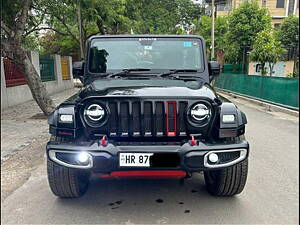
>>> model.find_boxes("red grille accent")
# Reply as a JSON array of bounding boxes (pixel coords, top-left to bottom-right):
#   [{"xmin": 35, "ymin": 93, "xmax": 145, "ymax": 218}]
[{"xmin": 166, "ymin": 101, "xmax": 177, "ymax": 136}]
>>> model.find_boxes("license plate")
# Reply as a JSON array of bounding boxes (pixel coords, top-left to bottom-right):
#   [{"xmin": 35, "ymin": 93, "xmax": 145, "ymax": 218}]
[{"xmin": 119, "ymin": 153, "xmax": 153, "ymax": 167}]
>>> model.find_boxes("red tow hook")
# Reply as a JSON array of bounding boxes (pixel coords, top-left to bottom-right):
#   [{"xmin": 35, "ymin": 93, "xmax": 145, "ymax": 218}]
[
  {"xmin": 100, "ymin": 135, "xmax": 108, "ymax": 146},
  {"xmin": 190, "ymin": 135, "xmax": 196, "ymax": 146}
]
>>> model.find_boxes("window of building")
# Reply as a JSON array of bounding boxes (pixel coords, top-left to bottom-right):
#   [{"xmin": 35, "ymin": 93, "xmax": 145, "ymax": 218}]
[
  {"xmin": 274, "ymin": 23, "xmax": 281, "ymax": 29},
  {"xmin": 276, "ymin": 0, "xmax": 285, "ymax": 8},
  {"xmin": 217, "ymin": 4, "xmax": 232, "ymax": 11}
]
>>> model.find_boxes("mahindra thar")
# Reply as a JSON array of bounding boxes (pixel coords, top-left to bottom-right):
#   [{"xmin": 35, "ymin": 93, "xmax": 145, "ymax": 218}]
[{"xmin": 47, "ymin": 35, "xmax": 249, "ymax": 198}]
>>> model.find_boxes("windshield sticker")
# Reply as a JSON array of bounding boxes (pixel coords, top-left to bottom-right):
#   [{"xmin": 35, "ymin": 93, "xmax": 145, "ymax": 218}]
[
  {"xmin": 139, "ymin": 38, "xmax": 157, "ymax": 41},
  {"xmin": 183, "ymin": 41, "xmax": 192, "ymax": 47},
  {"xmin": 144, "ymin": 46, "xmax": 153, "ymax": 50}
]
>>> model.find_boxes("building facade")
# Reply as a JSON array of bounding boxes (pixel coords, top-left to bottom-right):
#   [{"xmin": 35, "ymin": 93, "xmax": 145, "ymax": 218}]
[{"xmin": 216, "ymin": 0, "xmax": 299, "ymax": 26}]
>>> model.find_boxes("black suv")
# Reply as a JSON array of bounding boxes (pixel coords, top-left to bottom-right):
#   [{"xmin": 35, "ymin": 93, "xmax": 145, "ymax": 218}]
[{"xmin": 47, "ymin": 35, "xmax": 249, "ymax": 198}]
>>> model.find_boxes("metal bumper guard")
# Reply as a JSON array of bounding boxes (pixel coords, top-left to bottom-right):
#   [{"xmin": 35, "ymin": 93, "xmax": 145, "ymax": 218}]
[{"xmin": 47, "ymin": 140, "xmax": 249, "ymax": 172}]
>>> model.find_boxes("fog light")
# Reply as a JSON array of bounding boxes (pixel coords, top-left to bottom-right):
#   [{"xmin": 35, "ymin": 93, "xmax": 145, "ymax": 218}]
[
  {"xmin": 208, "ymin": 153, "xmax": 219, "ymax": 163},
  {"xmin": 77, "ymin": 152, "xmax": 89, "ymax": 163},
  {"xmin": 59, "ymin": 114, "xmax": 73, "ymax": 123},
  {"xmin": 222, "ymin": 114, "xmax": 235, "ymax": 123}
]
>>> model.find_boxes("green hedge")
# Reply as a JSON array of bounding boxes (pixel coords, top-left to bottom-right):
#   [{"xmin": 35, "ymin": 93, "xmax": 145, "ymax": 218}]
[{"xmin": 215, "ymin": 74, "xmax": 299, "ymax": 109}]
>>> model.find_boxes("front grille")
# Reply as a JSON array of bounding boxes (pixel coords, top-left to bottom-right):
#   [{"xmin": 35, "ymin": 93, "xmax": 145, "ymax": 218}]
[{"xmin": 105, "ymin": 100, "xmax": 188, "ymax": 138}]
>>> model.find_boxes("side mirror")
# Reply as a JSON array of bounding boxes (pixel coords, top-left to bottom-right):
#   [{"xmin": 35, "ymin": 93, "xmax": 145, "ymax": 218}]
[
  {"xmin": 208, "ymin": 61, "xmax": 220, "ymax": 82},
  {"xmin": 72, "ymin": 61, "xmax": 84, "ymax": 83}
]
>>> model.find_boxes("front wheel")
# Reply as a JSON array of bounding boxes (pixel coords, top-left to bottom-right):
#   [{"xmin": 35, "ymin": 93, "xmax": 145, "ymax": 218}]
[
  {"xmin": 47, "ymin": 158, "xmax": 90, "ymax": 198},
  {"xmin": 204, "ymin": 159, "xmax": 248, "ymax": 196}
]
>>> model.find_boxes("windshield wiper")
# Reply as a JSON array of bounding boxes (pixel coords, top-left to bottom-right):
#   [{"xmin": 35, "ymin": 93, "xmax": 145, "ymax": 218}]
[
  {"xmin": 106, "ymin": 68, "xmax": 151, "ymax": 78},
  {"xmin": 159, "ymin": 69, "xmax": 199, "ymax": 79}
]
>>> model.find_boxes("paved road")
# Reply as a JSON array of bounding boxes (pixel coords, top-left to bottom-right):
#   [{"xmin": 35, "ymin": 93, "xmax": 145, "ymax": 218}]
[
  {"xmin": 1, "ymin": 88, "xmax": 78, "ymax": 160},
  {"xmin": 1, "ymin": 96, "xmax": 299, "ymax": 224}
]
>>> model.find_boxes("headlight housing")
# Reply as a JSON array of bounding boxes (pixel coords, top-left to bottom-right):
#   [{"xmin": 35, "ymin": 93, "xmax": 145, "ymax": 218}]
[
  {"xmin": 188, "ymin": 103, "xmax": 211, "ymax": 127},
  {"xmin": 83, "ymin": 103, "xmax": 108, "ymax": 127},
  {"xmin": 191, "ymin": 104, "xmax": 210, "ymax": 121},
  {"xmin": 84, "ymin": 104, "xmax": 105, "ymax": 121}
]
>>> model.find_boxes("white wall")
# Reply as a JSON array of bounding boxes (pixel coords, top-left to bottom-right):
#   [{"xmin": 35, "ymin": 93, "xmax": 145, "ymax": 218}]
[
  {"xmin": 248, "ymin": 61, "xmax": 295, "ymax": 77},
  {"xmin": 1, "ymin": 57, "xmax": 8, "ymax": 110},
  {"xmin": 1, "ymin": 52, "xmax": 74, "ymax": 110}
]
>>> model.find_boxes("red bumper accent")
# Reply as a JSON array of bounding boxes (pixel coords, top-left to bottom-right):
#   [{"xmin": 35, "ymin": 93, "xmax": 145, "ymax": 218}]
[{"xmin": 100, "ymin": 170, "xmax": 186, "ymax": 179}]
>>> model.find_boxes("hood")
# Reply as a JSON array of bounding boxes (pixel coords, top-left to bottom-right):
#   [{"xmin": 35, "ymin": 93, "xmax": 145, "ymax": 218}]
[{"xmin": 78, "ymin": 79, "xmax": 218, "ymax": 100}]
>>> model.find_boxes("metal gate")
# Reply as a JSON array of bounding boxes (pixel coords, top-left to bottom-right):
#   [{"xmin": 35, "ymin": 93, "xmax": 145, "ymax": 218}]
[
  {"xmin": 40, "ymin": 56, "xmax": 55, "ymax": 82},
  {"xmin": 61, "ymin": 58, "xmax": 70, "ymax": 80},
  {"xmin": 3, "ymin": 58, "xmax": 27, "ymax": 87}
]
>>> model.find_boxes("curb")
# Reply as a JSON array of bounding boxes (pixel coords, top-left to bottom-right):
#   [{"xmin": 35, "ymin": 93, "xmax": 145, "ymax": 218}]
[{"xmin": 216, "ymin": 88, "xmax": 299, "ymax": 117}]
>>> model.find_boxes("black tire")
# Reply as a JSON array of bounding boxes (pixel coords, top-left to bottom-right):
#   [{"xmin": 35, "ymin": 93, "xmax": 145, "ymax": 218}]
[
  {"xmin": 47, "ymin": 136, "xmax": 90, "ymax": 198},
  {"xmin": 204, "ymin": 136, "xmax": 248, "ymax": 196}
]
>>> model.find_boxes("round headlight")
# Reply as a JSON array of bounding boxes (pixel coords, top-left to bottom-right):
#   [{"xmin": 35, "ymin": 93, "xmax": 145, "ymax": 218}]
[
  {"xmin": 190, "ymin": 103, "xmax": 211, "ymax": 121},
  {"xmin": 84, "ymin": 104, "xmax": 105, "ymax": 121}
]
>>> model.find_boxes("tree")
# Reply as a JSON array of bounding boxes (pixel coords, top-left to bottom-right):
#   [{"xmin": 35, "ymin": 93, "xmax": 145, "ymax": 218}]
[
  {"xmin": 38, "ymin": 0, "xmax": 203, "ymax": 57},
  {"xmin": 249, "ymin": 29, "xmax": 284, "ymax": 76},
  {"xmin": 225, "ymin": 1, "xmax": 272, "ymax": 64},
  {"xmin": 1, "ymin": 0, "xmax": 56, "ymax": 115},
  {"xmin": 193, "ymin": 15, "xmax": 228, "ymax": 63},
  {"xmin": 275, "ymin": 15, "xmax": 299, "ymax": 77},
  {"xmin": 125, "ymin": 0, "xmax": 201, "ymax": 34},
  {"xmin": 34, "ymin": 0, "xmax": 85, "ymax": 58},
  {"xmin": 275, "ymin": 15, "xmax": 299, "ymax": 48}
]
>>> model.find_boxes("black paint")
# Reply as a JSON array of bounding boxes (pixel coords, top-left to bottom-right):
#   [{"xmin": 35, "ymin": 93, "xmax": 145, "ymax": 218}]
[{"xmin": 156, "ymin": 199, "xmax": 164, "ymax": 203}]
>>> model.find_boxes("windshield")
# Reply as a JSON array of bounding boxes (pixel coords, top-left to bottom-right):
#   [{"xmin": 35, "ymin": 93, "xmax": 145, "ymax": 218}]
[{"xmin": 88, "ymin": 37, "xmax": 204, "ymax": 73}]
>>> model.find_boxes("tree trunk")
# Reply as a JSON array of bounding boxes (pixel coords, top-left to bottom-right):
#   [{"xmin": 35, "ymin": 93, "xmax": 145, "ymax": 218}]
[
  {"xmin": 1, "ymin": 0, "xmax": 55, "ymax": 116},
  {"xmin": 269, "ymin": 63, "xmax": 274, "ymax": 76},
  {"xmin": 14, "ymin": 45, "xmax": 56, "ymax": 115},
  {"xmin": 96, "ymin": 19, "xmax": 106, "ymax": 35},
  {"xmin": 261, "ymin": 63, "xmax": 266, "ymax": 76},
  {"xmin": 77, "ymin": 0, "xmax": 84, "ymax": 59}
]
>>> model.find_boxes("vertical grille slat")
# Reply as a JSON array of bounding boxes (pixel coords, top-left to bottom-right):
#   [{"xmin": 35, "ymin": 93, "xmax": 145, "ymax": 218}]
[
  {"xmin": 155, "ymin": 102, "xmax": 164, "ymax": 136},
  {"xmin": 117, "ymin": 102, "xmax": 121, "ymax": 136},
  {"xmin": 120, "ymin": 102, "xmax": 129, "ymax": 136},
  {"xmin": 108, "ymin": 102, "xmax": 118, "ymax": 136},
  {"xmin": 107, "ymin": 100, "xmax": 188, "ymax": 138},
  {"xmin": 152, "ymin": 101, "xmax": 156, "ymax": 136},
  {"xmin": 140, "ymin": 101, "xmax": 145, "ymax": 136},
  {"xmin": 144, "ymin": 101, "xmax": 152, "ymax": 136},
  {"xmin": 132, "ymin": 102, "xmax": 141, "ymax": 136},
  {"xmin": 178, "ymin": 102, "xmax": 188, "ymax": 136},
  {"xmin": 128, "ymin": 102, "xmax": 133, "ymax": 136}
]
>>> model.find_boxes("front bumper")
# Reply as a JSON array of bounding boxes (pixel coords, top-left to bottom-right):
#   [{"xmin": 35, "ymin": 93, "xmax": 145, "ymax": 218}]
[{"xmin": 46, "ymin": 139, "xmax": 249, "ymax": 174}]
